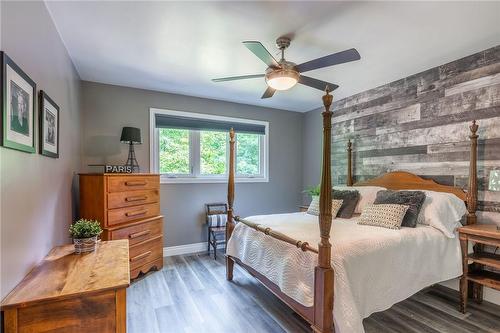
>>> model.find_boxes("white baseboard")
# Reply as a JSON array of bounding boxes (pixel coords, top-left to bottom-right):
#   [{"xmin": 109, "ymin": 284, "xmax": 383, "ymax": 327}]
[{"xmin": 163, "ymin": 242, "xmax": 207, "ymax": 257}]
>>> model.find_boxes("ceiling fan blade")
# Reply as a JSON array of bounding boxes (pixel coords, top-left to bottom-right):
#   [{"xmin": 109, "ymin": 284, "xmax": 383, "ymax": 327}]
[
  {"xmin": 299, "ymin": 75, "xmax": 339, "ymax": 92},
  {"xmin": 261, "ymin": 86, "xmax": 276, "ymax": 99},
  {"xmin": 295, "ymin": 48, "xmax": 360, "ymax": 73},
  {"xmin": 212, "ymin": 74, "xmax": 265, "ymax": 82},
  {"xmin": 243, "ymin": 41, "xmax": 280, "ymax": 68}
]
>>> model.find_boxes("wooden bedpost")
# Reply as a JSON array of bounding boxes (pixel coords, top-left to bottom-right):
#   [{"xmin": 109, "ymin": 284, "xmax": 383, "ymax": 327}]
[
  {"xmin": 347, "ymin": 140, "xmax": 353, "ymax": 186},
  {"xmin": 312, "ymin": 88, "xmax": 334, "ymax": 333},
  {"xmin": 226, "ymin": 128, "xmax": 236, "ymax": 280},
  {"xmin": 467, "ymin": 120, "xmax": 478, "ymax": 225}
]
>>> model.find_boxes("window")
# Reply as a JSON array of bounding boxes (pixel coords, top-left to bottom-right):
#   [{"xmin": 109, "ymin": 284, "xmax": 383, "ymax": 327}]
[
  {"xmin": 158, "ymin": 128, "xmax": 190, "ymax": 175},
  {"xmin": 150, "ymin": 108, "xmax": 269, "ymax": 183},
  {"xmin": 200, "ymin": 131, "xmax": 227, "ymax": 175}
]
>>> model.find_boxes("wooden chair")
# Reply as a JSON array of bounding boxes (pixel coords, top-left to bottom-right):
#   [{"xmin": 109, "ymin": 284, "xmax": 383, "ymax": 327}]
[{"xmin": 206, "ymin": 203, "xmax": 228, "ymax": 259}]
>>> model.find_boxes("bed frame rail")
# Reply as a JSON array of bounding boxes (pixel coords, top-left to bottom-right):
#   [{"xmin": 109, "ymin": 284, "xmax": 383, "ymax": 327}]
[{"xmin": 235, "ymin": 216, "xmax": 319, "ymax": 254}]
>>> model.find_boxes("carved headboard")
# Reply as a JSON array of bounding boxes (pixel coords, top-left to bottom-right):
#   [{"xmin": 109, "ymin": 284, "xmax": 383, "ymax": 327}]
[
  {"xmin": 354, "ymin": 171, "xmax": 466, "ymax": 201},
  {"xmin": 345, "ymin": 121, "xmax": 479, "ymax": 225}
]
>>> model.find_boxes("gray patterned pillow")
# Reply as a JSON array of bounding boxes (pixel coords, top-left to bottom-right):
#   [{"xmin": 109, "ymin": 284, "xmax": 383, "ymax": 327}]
[
  {"xmin": 374, "ymin": 190, "xmax": 426, "ymax": 228},
  {"xmin": 333, "ymin": 190, "xmax": 360, "ymax": 218},
  {"xmin": 358, "ymin": 204, "xmax": 409, "ymax": 230}
]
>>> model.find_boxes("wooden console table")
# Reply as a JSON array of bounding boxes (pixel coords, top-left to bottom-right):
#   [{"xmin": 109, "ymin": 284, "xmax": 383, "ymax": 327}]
[{"xmin": 1, "ymin": 240, "xmax": 130, "ymax": 333}]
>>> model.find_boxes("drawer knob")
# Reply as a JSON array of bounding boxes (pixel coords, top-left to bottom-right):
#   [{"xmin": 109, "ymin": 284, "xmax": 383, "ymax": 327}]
[
  {"xmin": 129, "ymin": 230, "xmax": 151, "ymax": 239},
  {"xmin": 125, "ymin": 209, "xmax": 147, "ymax": 217},
  {"xmin": 125, "ymin": 195, "xmax": 147, "ymax": 202},
  {"xmin": 130, "ymin": 251, "xmax": 152, "ymax": 262},
  {"xmin": 125, "ymin": 181, "xmax": 147, "ymax": 186}
]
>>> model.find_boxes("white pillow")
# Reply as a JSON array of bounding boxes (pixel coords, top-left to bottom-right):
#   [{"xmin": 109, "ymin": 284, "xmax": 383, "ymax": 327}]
[
  {"xmin": 334, "ymin": 186, "xmax": 387, "ymax": 213},
  {"xmin": 409, "ymin": 190, "xmax": 467, "ymax": 238}
]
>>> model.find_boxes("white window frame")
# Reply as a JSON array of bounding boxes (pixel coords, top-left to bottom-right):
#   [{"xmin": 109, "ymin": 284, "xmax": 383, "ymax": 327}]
[{"xmin": 150, "ymin": 108, "xmax": 269, "ymax": 184}]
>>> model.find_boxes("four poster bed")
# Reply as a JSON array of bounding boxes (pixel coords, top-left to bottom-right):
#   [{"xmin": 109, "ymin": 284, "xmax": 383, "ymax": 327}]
[{"xmin": 224, "ymin": 89, "xmax": 479, "ymax": 333}]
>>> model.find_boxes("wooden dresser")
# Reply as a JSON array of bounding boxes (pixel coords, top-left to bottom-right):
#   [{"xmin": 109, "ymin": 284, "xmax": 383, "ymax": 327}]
[
  {"xmin": 79, "ymin": 173, "xmax": 163, "ymax": 279},
  {"xmin": 1, "ymin": 240, "xmax": 129, "ymax": 333}
]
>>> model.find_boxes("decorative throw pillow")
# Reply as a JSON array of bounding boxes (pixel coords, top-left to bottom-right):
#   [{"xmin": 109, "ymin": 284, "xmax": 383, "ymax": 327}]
[
  {"xmin": 307, "ymin": 196, "xmax": 320, "ymax": 216},
  {"xmin": 374, "ymin": 190, "xmax": 426, "ymax": 228},
  {"xmin": 334, "ymin": 186, "xmax": 387, "ymax": 213},
  {"xmin": 333, "ymin": 190, "xmax": 360, "ymax": 218},
  {"xmin": 307, "ymin": 197, "xmax": 343, "ymax": 217},
  {"xmin": 331, "ymin": 199, "xmax": 343, "ymax": 217},
  {"xmin": 411, "ymin": 190, "xmax": 467, "ymax": 238},
  {"xmin": 358, "ymin": 204, "xmax": 409, "ymax": 230}
]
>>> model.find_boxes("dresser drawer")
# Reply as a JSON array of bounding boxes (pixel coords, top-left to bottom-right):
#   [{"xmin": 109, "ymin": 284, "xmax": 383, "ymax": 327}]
[
  {"xmin": 129, "ymin": 236, "xmax": 163, "ymax": 270},
  {"xmin": 130, "ymin": 257, "xmax": 163, "ymax": 280},
  {"xmin": 109, "ymin": 217, "xmax": 163, "ymax": 246},
  {"xmin": 107, "ymin": 203, "xmax": 160, "ymax": 226},
  {"xmin": 107, "ymin": 175, "xmax": 159, "ymax": 193},
  {"xmin": 107, "ymin": 189, "xmax": 159, "ymax": 209}
]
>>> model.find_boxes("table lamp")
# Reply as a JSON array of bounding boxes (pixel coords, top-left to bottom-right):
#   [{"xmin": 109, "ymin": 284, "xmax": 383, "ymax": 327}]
[{"xmin": 120, "ymin": 127, "xmax": 141, "ymax": 173}]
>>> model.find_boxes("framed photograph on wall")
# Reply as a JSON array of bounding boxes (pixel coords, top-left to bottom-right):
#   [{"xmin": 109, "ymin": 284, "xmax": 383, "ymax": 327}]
[
  {"xmin": 39, "ymin": 91, "xmax": 59, "ymax": 158},
  {"xmin": 1, "ymin": 52, "xmax": 36, "ymax": 153}
]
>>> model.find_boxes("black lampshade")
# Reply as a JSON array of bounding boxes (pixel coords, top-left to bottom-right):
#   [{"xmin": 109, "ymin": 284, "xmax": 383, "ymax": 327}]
[{"xmin": 120, "ymin": 127, "xmax": 142, "ymax": 144}]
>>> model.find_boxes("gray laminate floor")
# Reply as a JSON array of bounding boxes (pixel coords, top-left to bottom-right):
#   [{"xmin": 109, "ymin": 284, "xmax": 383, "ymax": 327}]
[{"xmin": 127, "ymin": 252, "xmax": 500, "ymax": 333}]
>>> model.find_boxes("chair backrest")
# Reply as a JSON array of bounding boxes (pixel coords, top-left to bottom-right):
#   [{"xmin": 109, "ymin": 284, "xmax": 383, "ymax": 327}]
[
  {"xmin": 206, "ymin": 203, "xmax": 228, "ymax": 227},
  {"xmin": 206, "ymin": 203, "xmax": 228, "ymax": 216}
]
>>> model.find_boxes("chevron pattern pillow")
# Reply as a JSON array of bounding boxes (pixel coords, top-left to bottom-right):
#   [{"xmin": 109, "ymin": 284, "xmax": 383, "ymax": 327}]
[{"xmin": 358, "ymin": 204, "xmax": 409, "ymax": 230}]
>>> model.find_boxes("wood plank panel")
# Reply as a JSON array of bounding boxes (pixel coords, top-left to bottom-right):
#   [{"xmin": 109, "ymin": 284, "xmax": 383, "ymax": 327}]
[{"xmin": 330, "ymin": 45, "xmax": 500, "ymax": 215}]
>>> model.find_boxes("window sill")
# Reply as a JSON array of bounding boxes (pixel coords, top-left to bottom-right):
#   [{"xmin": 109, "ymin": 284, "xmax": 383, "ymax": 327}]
[{"xmin": 160, "ymin": 177, "xmax": 269, "ymax": 184}]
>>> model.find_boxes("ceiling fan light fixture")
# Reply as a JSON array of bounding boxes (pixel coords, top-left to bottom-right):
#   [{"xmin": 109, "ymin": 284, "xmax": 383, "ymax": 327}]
[{"xmin": 265, "ymin": 69, "xmax": 299, "ymax": 91}]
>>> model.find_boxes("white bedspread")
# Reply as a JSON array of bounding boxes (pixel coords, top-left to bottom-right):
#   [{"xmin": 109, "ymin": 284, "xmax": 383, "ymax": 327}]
[{"xmin": 226, "ymin": 212, "xmax": 462, "ymax": 333}]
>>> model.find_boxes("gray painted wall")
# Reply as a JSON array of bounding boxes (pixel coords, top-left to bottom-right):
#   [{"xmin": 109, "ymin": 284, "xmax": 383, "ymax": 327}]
[
  {"xmin": 0, "ymin": 1, "xmax": 81, "ymax": 298},
  {"xmin": 81, "ymin": 81, "xmax": 303, "ymax": 247}
]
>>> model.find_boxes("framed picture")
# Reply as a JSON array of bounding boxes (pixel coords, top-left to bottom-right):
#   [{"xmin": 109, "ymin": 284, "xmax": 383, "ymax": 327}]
[
  {"xmin": 39, "ymin": 91, "xmax": 59, "ymax": 158},
  {"xmin": 1, "ymin": 52, "xmax": 36, "ymax": 153}
]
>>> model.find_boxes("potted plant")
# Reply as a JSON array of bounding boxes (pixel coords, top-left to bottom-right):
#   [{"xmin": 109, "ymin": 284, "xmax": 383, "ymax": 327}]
[
  {"xmin": 303, "ymin": 184, "xmax": 320, "ymax": 198},
  {"xmin": 69, "ymin": 219, "xmax": 102, "ymax": 254}
]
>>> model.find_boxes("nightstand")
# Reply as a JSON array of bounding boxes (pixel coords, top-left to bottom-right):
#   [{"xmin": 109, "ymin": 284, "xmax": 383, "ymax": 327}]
[
  {"xmin": 299, "ymin": 205, "xmax": 309, "ymax": 212},
  {"xmin": 458, "ymin": 224, "xmax": 500, "ymax": 313}
]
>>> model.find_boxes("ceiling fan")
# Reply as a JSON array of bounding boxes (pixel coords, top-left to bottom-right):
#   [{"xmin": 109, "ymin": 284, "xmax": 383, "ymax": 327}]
[{"xmin": 212, "ymin": 37, "xmax": 360, "ymax": 99}]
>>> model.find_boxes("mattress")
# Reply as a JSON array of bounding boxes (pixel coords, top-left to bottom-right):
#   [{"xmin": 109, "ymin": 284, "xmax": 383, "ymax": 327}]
[{"xmin": 226, "ymin": 212, "xmax": 462, "ymax": 333}]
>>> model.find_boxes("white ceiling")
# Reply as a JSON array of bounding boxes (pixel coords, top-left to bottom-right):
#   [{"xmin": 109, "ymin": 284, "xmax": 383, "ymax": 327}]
[{"xmin": 45, "ymin": 1, "xmax": 500, "ymax": 112}]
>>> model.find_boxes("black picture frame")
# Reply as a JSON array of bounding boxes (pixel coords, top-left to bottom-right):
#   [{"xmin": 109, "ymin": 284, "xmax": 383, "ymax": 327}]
[
  {"xmin": 39, "ymin": 91, "xmax": 59, "ymax": 158},
  {"xmin": 1, "ymin": 51, "xmax": 37, "ymax": 153}
]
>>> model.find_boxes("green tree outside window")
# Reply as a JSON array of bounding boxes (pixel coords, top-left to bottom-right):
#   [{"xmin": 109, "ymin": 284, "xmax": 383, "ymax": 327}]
[
  {"xmin": 159, "ymin": 128, "xmax": 190, "ymax": 174},
  {"xmin": 236, "ymin": 133, "xmax": 260, "ymax": 175},
  {"xmin": 200, "ymin": 131, "xmax": 227, "ymax": 175}
]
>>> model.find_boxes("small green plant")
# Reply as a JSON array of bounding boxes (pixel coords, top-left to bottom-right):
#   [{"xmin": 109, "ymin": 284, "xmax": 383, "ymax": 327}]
[
  {"xmin": 303, "ymin": 184, "xmax": 320, "ymax": 196},
  {"xmin": 69, "ymin": 219, "xmax": 102, "ymax": 239}
]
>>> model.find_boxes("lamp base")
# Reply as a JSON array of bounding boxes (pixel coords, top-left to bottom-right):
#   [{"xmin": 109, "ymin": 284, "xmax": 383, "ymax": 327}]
[{"xmin": 125, "ymin": 142, "xmax": 140, "ymax": 173}]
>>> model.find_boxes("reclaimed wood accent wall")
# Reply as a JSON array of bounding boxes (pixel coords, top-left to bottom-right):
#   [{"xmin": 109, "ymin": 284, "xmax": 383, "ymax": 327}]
[{"xmin": 331, "ymin": 45, "xmax": 500, "ymax": 213}]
